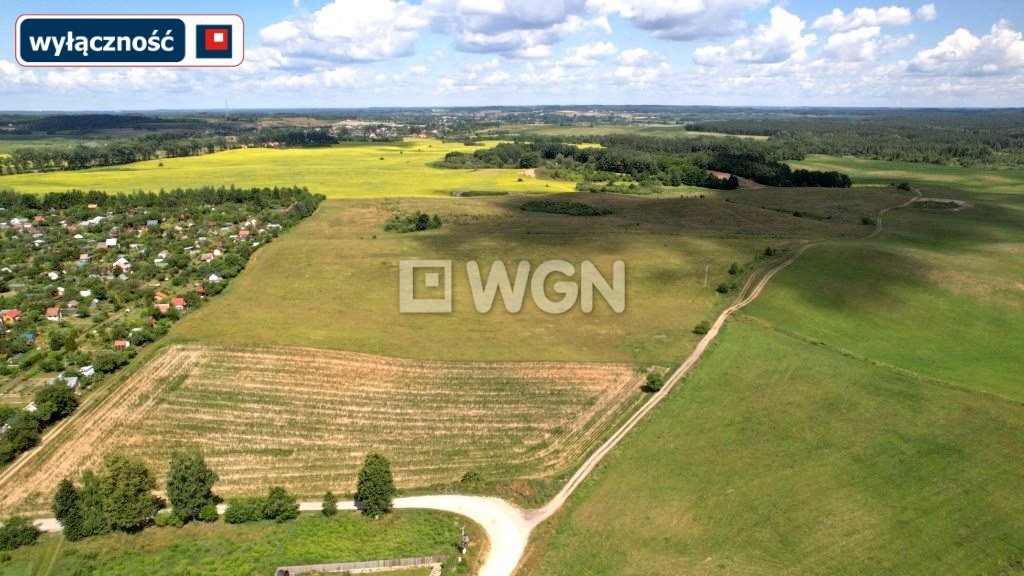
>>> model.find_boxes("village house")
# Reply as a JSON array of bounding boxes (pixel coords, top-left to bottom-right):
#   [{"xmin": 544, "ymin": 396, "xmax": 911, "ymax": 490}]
[
  {"xmin": 154, "ymin": 291, "xmax": 168, "ymax": 302},
  {"xmin": 171, "ymin": 297, "xmax": 187, "ymax": 311},
  {"xmin": 45, "ymin": 306, "xmax": 62, "ymax": 322},
  {"xmin": 79, "ymin": 365, "xmax": 95, "ymax": 378},
  {"xmin": 113, "ymin": 339, "xmax": 131, "ymax": 351},
  {"xmin": 113, "ymin": 257, "xmax": 132, "ymax": 272},
  {"xmin": 1, "ymin": 309, "xmax": 22, "ymax": 324}
]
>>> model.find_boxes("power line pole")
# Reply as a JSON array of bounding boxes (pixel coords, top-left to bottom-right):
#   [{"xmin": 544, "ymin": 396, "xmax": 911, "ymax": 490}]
[{"xmin": 703, "ymin": 263, "xmax": 709, "ymax": 288}]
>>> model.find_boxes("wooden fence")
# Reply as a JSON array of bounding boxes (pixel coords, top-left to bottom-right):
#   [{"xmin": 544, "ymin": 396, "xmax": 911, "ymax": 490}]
[{"xmin": 275, "ymin": 555, "xmax": 448, "ymax": 575}]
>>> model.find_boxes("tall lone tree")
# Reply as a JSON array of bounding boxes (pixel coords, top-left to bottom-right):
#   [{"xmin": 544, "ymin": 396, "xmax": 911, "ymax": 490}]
[
  {"xmin": 355, "ymin": 453, "xmax": 396, "ymax": 518},
  {"xmin": 99, "ymin": 454, "xmax": 161, "ymax": 533},
  {"xmin": 166, "ymin": 449, "xmax": 219, "ymax": 523},
  {"xmin": 52, "ymin": 477, "xmax": 85, "ymax": 541}
]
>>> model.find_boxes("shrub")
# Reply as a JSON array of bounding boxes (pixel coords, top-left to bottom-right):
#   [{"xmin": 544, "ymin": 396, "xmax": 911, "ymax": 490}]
[
  {"xmin": 0, "ymin": 517, "xmax": 39, "ymax": 551},
  {"xmin": 154, "ymin": 510, "xmax": 184, "ymax": 528},
  {"xmin": 224, "ymin": 497, "xmax": 265, "ymax": 524},
  {"xmin": 520, "ymin": 200, "xmax": 612, "ymax": 216},
  {"xmin": 716, "ymin": 283, "xmax": 730, "ymax": 294},
  {"xmin": 728, "ymin": 262, "xmax": 739, "ymax": 275},
  {"xmin": 384, "ymin": 211, "xmax": 442, "ymax": 233},
  {"xmin": 861, "ymin": 216, "xmax": 877, "ymax": 226},
  {"xmin": 693, "ymin": 321, "xmax": 711, "ymax": 335},
  {"xmin": 198, "ymin": 503, "xmax": 219, "ymax": 523},
  {"xmin": 460, "ymin": 470, "xmax": 485, "ymax": 484},
  {"xmin": 322, "ymin": 491, "xmax": 338, "ymax": 517},
  {"xmin": 643, "ymin": 371, "xmax": 665, "ymax": 393},
  {"xmin": 262, "ymin": 487, "xmax": 299, "ymax": 523}
]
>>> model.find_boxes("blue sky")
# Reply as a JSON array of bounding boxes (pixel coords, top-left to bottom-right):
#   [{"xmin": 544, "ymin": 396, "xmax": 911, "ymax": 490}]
[{"xmin": 1, "ymin": 0, "xmax": 1023, "ymax": 110}]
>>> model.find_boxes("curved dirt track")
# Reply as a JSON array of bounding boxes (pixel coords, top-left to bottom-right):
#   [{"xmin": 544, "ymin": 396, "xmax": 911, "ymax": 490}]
[{"xmin": 27, "ymin": 191, "xmax": 919, "ymax": 576}]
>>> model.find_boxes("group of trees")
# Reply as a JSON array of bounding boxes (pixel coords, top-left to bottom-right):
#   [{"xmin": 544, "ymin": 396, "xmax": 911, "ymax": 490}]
[
  {"xmin": 52, "ymin": 449, "xmax": 218, "ymax": 540},
  {"xmin": 35, "ymin": 450, "xmax": 396, "ymax": 548},
  {"xmin": 0, "ymin": 383, "xmax": 78, "ymax": 463},
  {"xmin": 384, "ymin": 211, "xmax": 442, "ymax": 233},
  {"xmin": 709, "ymin": 151, "xmax": 851, "ymax": 188},
  {"xmin": 437, "ymin": 134, "xmax": 850, "ymax": 190}
]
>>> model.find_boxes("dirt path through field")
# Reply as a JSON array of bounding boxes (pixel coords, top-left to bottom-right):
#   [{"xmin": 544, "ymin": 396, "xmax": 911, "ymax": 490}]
[{"xmin": 25, "ymin": 190, "xmax": 919, "ymax": 576}]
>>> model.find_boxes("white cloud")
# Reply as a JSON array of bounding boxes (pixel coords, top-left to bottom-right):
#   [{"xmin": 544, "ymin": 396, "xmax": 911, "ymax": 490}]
[
  {"xmin": 822, "ymin": 26, "xmax": 882, "ymax": 62},
  {"xmin": 267, "ymin": 67, "xmax": 361, "ymax": 90},
  {"xmin": 813, "ymin": 6, "xmax": 913, "ymax": 32},
  {"xmin": 693, "ymin": 45, "xmax": 728, "ymax": 66},
  {"xmin": 589, "ymin": 0, "xmax": 768, "ymax": 41},
  {"xmin": 259, "ymin": 0, "xmax": 428, "ymax": 64},
  {"xmin": 699, "ymin": 6, "xmax": 816, "ymax": 65},
  {"xmin": 909, "ymin": 20, "xmax": 1024, "ymax": 75},
  {"xmin": 425, "ymin": 0, "xmax": 606, "ymax": 57},
  {"xmin": 562, "ymin": 42, "xmax": 617, "ymax": 66},
  {"xmin": 619, "ymin": 47, "xmax": 665, "ymax": 66},
  {"xmin": 916, "ymin": 4, "xmax": 937, "ymax": 22}
]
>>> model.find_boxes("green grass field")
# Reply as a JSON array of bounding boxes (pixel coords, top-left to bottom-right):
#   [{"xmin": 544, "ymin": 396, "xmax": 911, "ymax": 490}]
[
  {"xmin": 0, "ymin": 511, "xmax": 479, "ymax": 576},
  {"xmin": 526, "ymin": 157, "xmax": 1024, "ymax": 575},
  {"xmin": 171, "ymin": 192, "xmax": 882, "ymax": 365},
  {"xmin": 0, "ymin": 139, "xmax": 576, "ymax": 198},
  {"xmin": 791, "ymin": 154, "xmax": 1024, "ymax": 194},
  {"xmin": 526, "ymin": 321, "xmax": 1024, "ymax": 576}
]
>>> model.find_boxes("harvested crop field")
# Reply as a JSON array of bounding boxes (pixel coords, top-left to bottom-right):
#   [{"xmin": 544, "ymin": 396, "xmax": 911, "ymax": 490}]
[{"xmin": 0, "ymin": 344, "xmax": 653, "ymax": 515}]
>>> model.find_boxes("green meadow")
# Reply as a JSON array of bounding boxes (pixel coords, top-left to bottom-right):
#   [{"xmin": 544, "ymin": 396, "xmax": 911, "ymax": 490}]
[
  {"xmin": 171, "ymin": 191, "xmax": 886, "ymax": 365},
  {"xmin": 0, "ymin": 511, "xmax": 477, "ymax": 576},
  {"xmin": 0, "ymin": 139, "xmax": 576, "ymax": 198},
  {"xmin": 526, "ymin": 157, "xmax": 1024, "ymax": 575},
  {"xmin": 791, "ymin": 154, "xmax": 1024, "ymax": 194},
  {"xmin": 526, "ymin": 321, "xmax": 1024, "ymax": 576}
]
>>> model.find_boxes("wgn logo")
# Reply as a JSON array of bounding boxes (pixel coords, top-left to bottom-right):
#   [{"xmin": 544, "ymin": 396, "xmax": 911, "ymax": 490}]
[
  {"xmin": 399, "ymin": 259, "xmax": 626, "ymax": 315},
  {"xmin": 16, "ymin": 14, "xmax": 244, "ymax": 67}
]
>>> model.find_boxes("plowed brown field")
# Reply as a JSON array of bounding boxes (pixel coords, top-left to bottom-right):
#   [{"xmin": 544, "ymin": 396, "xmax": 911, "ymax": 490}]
[{"xmin": 0, "ymin": 344, "xmax": 653, "ymax": 514}]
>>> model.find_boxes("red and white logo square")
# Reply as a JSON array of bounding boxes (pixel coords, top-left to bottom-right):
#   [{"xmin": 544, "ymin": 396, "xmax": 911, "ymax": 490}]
[{"xmin": 204, "ymin": 28, "xmax": 230, "ymax": 51}]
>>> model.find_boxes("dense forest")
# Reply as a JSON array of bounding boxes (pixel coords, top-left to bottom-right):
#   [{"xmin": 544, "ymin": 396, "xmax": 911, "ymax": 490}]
[
  {"xmin": 688, "ymin": 110, "xmax": 1024, "ymax": 167},
  {"xmin": 437, "ymin": 135, "xmax": 850, "ymax": 189}
]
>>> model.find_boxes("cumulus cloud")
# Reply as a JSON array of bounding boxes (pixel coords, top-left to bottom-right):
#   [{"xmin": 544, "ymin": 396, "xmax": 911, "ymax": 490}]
[
  {"xmin": 812, "ymin": 6, "xmax": 914, "ymax": 32},
  {"xmin": 618, "ymin": 47, "xmax": 665, "ymax": 66},
  {"xmin": 259, "ymin": 0, "xmax": 428, "ymax": 64},
  {"xmin": 697, "ymin": 6, "xmax": 816, "ymax": 65},
  {"xmin": 562, "ymin": 42, "xmax": 617, "ymax": 66},
  {"xmin": 425, "ymin": 0, "xmax": 606, "ymax": 57},
  {"xmin": 916, "ymin": 4, "xmax": 937, "ymax": 22},
  {"xmin": 822, "ymin": 26, "xmax": 883, "ymax": 62},
  {"xmin": 267, "ymin": 66, "xmax": 361, "ymax": 89},
  {"xmin": 908, "ymin": 20, "xmax": 1024, "ymax": 75},
  {"xmin": 589, "ymin": 0, "xmax": 768, "ymax": 41}
]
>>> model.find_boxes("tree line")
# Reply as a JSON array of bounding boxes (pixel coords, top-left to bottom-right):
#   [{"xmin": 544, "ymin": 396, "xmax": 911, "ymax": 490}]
[
  {"xmin": 689, "ymin": 110, "xmax": 1024, "ymax": 167},
  {"xmin": 0, "ymin": 128, "xmax": 346, "ymax": 175},
  {"xmin": 0, "ymin": 450, "xmax": 398, "ymax": 551},
  {"xmin": 436, "ymin": 134, "xmax": 850, "ymax": 189}
]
